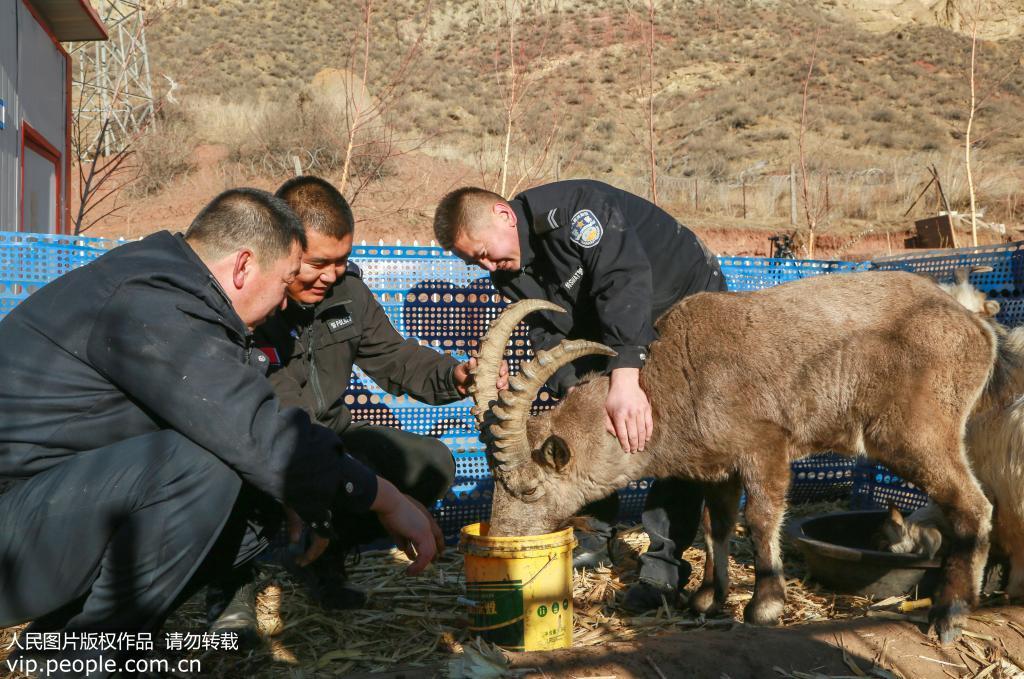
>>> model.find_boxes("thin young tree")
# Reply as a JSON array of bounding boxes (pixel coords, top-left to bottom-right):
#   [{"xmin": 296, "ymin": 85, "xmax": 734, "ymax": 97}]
[
  {"xmin": 335, "ymin": 0, "xmax": 434, "ymax": 205},
  {"xmin": 482, "ymin": 1, "xmax": 568, "ymax": 198},
  {"xmin": 796, "ymin": 28, "xmax": 829, "ymax": 258},
  {"xmin": 950, "ymin": 0, "xmax": 1021, "ymax": 244},
  {"xmin": 644, "ymin": 0, "xmax": 658, "ymax": 204},
  {"xmin": 964, "ymin": 0, "xmax": 982, "ymax": 246},
  {"xmin": 498, "ymin": 0, "xmax": 519, "ymax": 197},
  {"xmin": 71, "ymin": 8, "xmax": 157, "ymax": 234}
]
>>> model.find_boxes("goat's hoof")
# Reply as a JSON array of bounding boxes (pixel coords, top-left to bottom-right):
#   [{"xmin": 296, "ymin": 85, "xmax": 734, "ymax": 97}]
[
  {"xmin": 930, "ymin": 599, "xmax": 968, "ymax": 644},
  {"xmin": 743, "ymin": 597, "xmax": 784, "ymax": 626},
  {"xmin": 689, "ymin": 585, "xmax": 721, "ymax": 616}
]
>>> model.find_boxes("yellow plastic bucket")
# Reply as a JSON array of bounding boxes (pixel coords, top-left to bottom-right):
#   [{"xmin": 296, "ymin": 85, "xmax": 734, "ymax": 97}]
[{"xmin": 459, "ymin": 522, "xmax": 576, "ymax": 651}]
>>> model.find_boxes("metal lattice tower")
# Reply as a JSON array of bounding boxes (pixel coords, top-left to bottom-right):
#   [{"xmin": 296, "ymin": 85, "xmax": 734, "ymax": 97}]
[{"xmin": 67, "ymin": 1, "xmax": 154, "ymax": 157}]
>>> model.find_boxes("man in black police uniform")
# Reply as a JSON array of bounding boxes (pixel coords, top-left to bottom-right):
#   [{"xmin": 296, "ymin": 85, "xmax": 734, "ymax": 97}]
[
  {"xmin": 433, "ymin": 179, "xmax": 726, "ymax": 612},
  {"xmin": 252, "ymin": 176, "xmax": 506, "ymax": 611},
  {"xmin": 0, "ymin": 188, "xmax": 437, "ymax": 675}
]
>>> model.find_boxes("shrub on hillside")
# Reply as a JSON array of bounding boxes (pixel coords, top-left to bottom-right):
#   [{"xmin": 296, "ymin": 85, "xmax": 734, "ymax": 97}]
[{"xmin": 127, "ymin": 109, "xmax": 196, "ymax": 198}]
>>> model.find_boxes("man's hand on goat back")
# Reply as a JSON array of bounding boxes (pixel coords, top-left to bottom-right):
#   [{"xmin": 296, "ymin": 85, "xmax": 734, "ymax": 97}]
[
  {"xmin": 604, "ymin": 367, "xmax": 654, "ymax": 454},
  {"xmin": 454, "ymin": 357, "xmax": 510, "ymax": 397}
]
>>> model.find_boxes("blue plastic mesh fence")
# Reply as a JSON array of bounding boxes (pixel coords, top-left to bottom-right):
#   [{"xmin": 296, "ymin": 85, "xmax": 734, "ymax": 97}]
[
  {"xmin": 5, "ymin": 233, "xmax": 1021, "ymax": 533},
  {"xmin": 0, "ymin": 232, "xmax": 121, "ymax": 320},
  {"xmin": 717, "ymin": 256, "xmax": 866, "ymax": 291},
  {"xmin": 870, "ymin": 242, "xmax": 1024, "ymax": 327}
]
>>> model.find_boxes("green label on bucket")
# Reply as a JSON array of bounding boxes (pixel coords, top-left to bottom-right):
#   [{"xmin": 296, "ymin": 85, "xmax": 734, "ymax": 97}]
[{"xmin": 466, "ymin": 580, "xmax": 525, "ymax": 650}]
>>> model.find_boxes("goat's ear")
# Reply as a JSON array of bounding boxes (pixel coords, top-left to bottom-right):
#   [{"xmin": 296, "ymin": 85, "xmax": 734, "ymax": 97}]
[
  {"xmin": 887, "ymin": 504, "xmax": 904, "ymax": 527},
  {"xmin": 538, "ymin": 435, "xmax": 572, "ymax": 472}
]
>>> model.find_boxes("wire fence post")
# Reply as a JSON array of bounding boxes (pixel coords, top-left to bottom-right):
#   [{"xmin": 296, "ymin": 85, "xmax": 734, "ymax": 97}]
[{"xmin": 742, "ymin": 176, "xmax": 747, "ymax": 220}]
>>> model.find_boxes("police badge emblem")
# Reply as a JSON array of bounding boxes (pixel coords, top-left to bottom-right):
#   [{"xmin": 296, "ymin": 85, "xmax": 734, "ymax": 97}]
[{"xmin": 569, "ymin": 209, "xmax": 603, "ymax": 248}]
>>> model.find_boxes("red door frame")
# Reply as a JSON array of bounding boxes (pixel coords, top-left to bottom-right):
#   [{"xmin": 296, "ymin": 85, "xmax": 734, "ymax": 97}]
[
  {"xmin": 18, "ymin": 0, "xmax": 74, "ymax": 235},
  {"xmin": 20, "ymin": 122, "xmax": 62, "ymax": 233}
]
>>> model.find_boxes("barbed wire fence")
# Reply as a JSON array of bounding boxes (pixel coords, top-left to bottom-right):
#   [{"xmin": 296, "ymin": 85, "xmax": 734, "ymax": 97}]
[{"xmin": 593, "ymin": 164, "xmax": 1019, "ymax": 227}]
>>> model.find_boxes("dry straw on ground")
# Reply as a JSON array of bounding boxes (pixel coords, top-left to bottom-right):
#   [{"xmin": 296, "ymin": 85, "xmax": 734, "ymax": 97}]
[
  {"xmin": 160, "ymin": 504, "xmax": 889, "ymax": 676},
  {"xmin": 3, "ymin": 502, "xmax": 1022, "ymax": 678}
]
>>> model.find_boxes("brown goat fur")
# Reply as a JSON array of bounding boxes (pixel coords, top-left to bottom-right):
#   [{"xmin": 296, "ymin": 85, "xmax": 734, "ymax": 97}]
[
  {"xmin": 485, "ymin": 270, "xmax": 996, "ymax": 643},
  {"xmin": 896, "ymin": 275, "xmax": 1024, "ymax": 599}
]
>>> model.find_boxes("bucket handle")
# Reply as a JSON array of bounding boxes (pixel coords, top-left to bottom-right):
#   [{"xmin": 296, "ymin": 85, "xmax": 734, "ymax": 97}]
[
  {"xmin": 461, "ymin": 554, "xmax": 559, "ymax": 600},
  {"xmin": 469, "ymin": 614, "xmax": 526, "ymax": 632},
  {"xmin": 521, "ymin": 554, "xmax": 558, "ymax": 588}
]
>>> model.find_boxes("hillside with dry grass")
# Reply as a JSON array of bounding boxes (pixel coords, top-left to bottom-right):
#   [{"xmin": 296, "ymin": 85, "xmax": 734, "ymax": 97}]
[{"xmin": 88, "ymin": 0, "xmax": 1024, "ymax": 255}]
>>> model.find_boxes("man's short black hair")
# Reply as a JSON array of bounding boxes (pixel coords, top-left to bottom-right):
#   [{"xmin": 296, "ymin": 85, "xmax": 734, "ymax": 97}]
[
  {"xmin": 275, "ymin": 175, "xmax": 354, "ymax": 240},
  {"xmin": 433, "ymin": 186, "xmax": 504, "ymax": 250},
  {"xmin": 184, "ymin": 187, "xmax": 306, "ymax": 265}
]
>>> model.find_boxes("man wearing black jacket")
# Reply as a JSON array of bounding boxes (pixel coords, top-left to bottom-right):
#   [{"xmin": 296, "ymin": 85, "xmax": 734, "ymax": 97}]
[
  {"xmin": 0, "ymin": 188, "xmax": 435, "ymax": 674},
  {"xmin": 253, "ymin": 176, "xmax": 499, "ymax": 609},
  {"xmin": 434, "ymin": 180, "xmax": 726, "ymax": 612}
]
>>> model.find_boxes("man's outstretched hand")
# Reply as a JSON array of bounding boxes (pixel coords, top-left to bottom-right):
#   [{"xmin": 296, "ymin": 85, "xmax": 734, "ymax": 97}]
[
  {"xmin": 372, "ymin": 479, "xmax": 439, "ymax": 575},
  {"xmin": 604, "ymin": 367, "xmax": 654, "ymax": 454}
]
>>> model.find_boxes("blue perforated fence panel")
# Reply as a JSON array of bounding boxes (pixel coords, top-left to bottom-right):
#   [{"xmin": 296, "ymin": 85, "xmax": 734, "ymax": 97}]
[
  {"xmin": 870, "ymin": 242, "xmax": 1024, "ymax": 328},
  {"xmin": 0, "ymin": 232, "xmax": 121, "ymax": 320},
  {"xmin": 5, "ymin": 233, "xmax": 1021, "ymax": 534},
  {"xmin": 717, "ymin": 256, "xmax": 866, "ymax": 291}
]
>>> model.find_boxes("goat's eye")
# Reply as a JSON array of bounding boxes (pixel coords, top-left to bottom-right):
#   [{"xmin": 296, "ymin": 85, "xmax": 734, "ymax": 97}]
[{"xmin": 521, "ymin": 486, "xmax": 539, "ymax": 497}]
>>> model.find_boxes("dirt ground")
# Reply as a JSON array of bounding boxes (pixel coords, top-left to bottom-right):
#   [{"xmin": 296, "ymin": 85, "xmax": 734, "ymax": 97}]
[{"xmin": 497, "ymin": 609, "xmax": 1024, "ymax": 679}]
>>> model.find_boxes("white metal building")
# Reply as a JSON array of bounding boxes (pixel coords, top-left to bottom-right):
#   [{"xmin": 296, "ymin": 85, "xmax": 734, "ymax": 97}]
[{"xmin": 0, "ymin": 0, "xmax": 106, "ymax": 233}]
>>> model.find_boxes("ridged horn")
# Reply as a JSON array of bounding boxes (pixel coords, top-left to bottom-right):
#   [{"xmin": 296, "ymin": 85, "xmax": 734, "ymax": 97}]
[
  {"xmin": 490, "ymin": 339, "xmax": 617, "ymax": 468},
  {"xmin": 469, "ymin": 299, "xmax": 566, "ymax": 426}
]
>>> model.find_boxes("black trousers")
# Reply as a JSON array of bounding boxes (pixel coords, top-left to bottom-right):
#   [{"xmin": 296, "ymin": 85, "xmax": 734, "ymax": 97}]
[
  {"xmin": 581, "ymin": 478, "xmax": 705, "ymax": 590},
  {"xmin": 0, "ymin": 431, "xmax": 245, "ymax": 676},
  {"xmin": 330, "ymin": 421, "xmax": 456, "ymax": 550}
]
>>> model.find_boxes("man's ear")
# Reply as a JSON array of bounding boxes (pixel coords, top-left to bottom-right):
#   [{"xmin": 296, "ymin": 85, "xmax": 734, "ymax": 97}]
[
  {"xmin": 232, "ymin": 249, "xmax": 255, "ymax": 290},
  {"xmin": 495, "ymin": 201, "xmax": 516, "ymax": 226},
  {"xmin": 538, "ymin": 435, "xmax": 572, "ymax": 472}
]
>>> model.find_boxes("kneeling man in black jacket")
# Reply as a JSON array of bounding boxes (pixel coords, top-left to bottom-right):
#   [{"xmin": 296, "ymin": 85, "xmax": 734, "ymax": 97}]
[{"xmin": 0, "ymin": 188, "xmax": 437, "ymax": 676}]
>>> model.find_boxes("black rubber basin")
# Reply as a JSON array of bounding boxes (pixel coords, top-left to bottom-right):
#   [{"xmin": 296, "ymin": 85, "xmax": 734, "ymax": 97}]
[{"xmin": 786, "ymin": 510, "xmax": 942, "ymax": 598}]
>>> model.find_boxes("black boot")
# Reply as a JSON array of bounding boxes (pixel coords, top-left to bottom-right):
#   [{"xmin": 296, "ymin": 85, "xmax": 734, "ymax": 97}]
[
  {"xmin": 622, "ymin": 579, "xmax": 678, "ymax": 613},
  {"xmin": 573, "ymin": 530, "xmax": 614, "ymax": 570},
  {"xmin": 280, "ymin": 541, "xmax": 368, "ymax": 611},
  {"xmin": 621, "ymin": 560, "xmax": 693, "ymax": 613},
  {"xmin": 206, "ymin": 569, "xmax": 261, "ymax": 651}
]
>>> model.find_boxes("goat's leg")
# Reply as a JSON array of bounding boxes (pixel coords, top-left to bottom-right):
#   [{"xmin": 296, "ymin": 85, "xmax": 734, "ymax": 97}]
[
  {"xmin": 690, "ymin": 474, "xmax": 742, "ymax": 616},
  {"xmin": 740, "ymin": 463, "xmax": 791, "ymax": 626},
  {"xmin": 880, "ymin": 440, "xmax": 991, "ymax": 643},
  {"xmin": 992, "ymin": 507, "xmax": 1024, "ymax": 599}
]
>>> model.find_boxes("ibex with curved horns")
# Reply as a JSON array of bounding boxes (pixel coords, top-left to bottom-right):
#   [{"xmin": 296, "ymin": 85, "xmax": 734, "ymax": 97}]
[{"xmin": 468, "ymin": 271, "xmax": 997, "ymax": 643}]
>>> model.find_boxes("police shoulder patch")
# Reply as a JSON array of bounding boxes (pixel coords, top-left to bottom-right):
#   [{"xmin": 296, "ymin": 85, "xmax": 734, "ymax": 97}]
[{"xmin": 569, "ymin": 209, "xmax": 603, "ymax": 248}]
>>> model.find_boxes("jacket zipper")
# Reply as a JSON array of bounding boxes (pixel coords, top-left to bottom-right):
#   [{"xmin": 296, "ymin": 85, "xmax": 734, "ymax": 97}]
[
  {"xmin": 299, "ymin": 323, "xmax": 327, "ymax": 416},
  {"xmin": 307, "ymin": 299, "xmax": 352, "ymax": 416}
]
